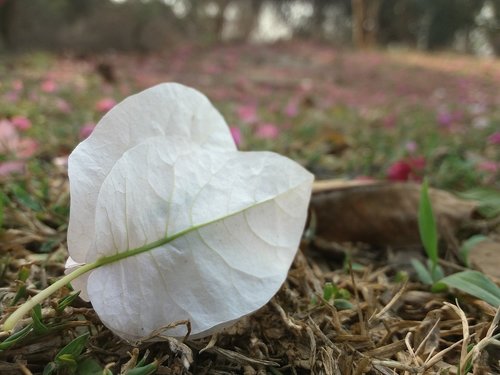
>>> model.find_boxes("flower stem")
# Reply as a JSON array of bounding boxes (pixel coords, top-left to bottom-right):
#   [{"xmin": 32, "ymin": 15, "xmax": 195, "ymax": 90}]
[
  {"xmin": 2, "ymin": 205, "xmax": 251, "ymax": 333},
  {"xmin": 2, "ymin": 223, "xmax": 196, "ymax": 333},
  {"xmin": 2, "ymin": 262, "xmax": 96, "ymax": 332}
]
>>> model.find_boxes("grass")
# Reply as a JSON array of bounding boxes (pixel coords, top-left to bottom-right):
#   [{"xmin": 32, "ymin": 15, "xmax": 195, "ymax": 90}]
[{"xmin": 0, "ymin": 41, "xmax": 500, "ymax": 373}]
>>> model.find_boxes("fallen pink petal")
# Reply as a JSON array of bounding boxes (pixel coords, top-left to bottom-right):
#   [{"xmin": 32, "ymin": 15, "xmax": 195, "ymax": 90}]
[
  {"xmin": 0, "ymin": 160, "xmax": 25, "ymax": 176},
  {"xmin": 487, "ymin": 132, "xmax": 500, "ymax": 145},
  {"xmin": 477, "ymin": 161, "xmax": 499, "ymax": 173},
  {"xmin": 387, "ymin": 156, "xmax": 426, "ymax": 182},
  {"xmin": 11, "ymin": 116, "xmax": 32, "ymax": 131},
  {"xmin": 229, "ymin": 126, "xmax": 242, "ymax": 146},
  {"xmin": 79, "ymin": 123, "xmax": 96, "ymax": 140},
  {"xmin": 284, "ymin": 100, "xmax": 299, "ymax": 118},
  {"xmin": 387, "ymin": 160, "xmax": 412, "ymax": 181},
  {"xmin": 41, "ymin": 80, "xmax": 57, "ymax": 93},
  {"xmin": 236, "ymin": 103, "xmax": 258, "ymax": 123},
  {"xmin": 16, "ymin": 138, "xmax": 38, "ymax": 158},
  {"xmin": 96, "ymin": 98, "xmax": 117, "ymax": 113},
  {"xmin": 255, "ymin": 123, "xmax": 280, "ymax": 140}
]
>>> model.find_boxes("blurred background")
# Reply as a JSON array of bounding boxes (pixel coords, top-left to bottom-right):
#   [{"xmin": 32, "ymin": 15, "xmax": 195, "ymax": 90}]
[
  {"xmin": 1, "ymin": 0, "xmax": 499, "ymax": 55},
  {"xmin": 0, "ymin": 0, "xmax": 499, "ymax": 191}
]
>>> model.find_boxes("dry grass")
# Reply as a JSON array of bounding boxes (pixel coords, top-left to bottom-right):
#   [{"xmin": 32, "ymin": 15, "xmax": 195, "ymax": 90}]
[{"xmin": 1, "ymin": 175, "xmax": 499, "ymax": 375}]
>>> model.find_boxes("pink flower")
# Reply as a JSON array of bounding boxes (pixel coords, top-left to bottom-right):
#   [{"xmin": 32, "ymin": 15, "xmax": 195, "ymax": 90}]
[
  {"xmin": 437, "ymin": 111, "xmax": 453, "ymax": 128},
  {"xmin": 383, "ymin": 114, "xmax": 397, "ymax": 129},
  {"xmin": 96, "ymin": 98, "xmax": 116, "ymax": 113},
  {"xmin": 56, "ymin": 98, "xmax": 71, "ymax": 113},
  {"xmin": 255, "ymin": 123, "xmax": 280, "ymax": 140},
  {"xmin": 79, "ymin": 123, "xmax": 96, "ymax": 139},
  {"xmin": 229, "ymin": 127, "xmax": 242, "ymax": 146},
  {"xmin": 387, "ymin": 161, "xmax": 412, "ymax": 181},
  {"xmin": 11, "ymin": 116, "xmax": 31, "ymax": 131},
  {"xmin": 236, "ymin": 103, "xmax": 258, "ymax": 124},
  {"xmin": 41, "ymin": 80, "xmax": 57, "ymax": 93},
  {"xmin": 0, "ymin": 120, "xmax": 37, "ymax": 158},
  {"xmin": 11, "ymin": 79, "xmax": 23, "ymax": 92},
  {"xmin": 16, "ymin": 138, "xmax": 38, "ymax": 158},
  {"xmin": 387, "ymin": 156, "xmax": 426, "ymax": 182},
  {"xmin": 405, "ymin": 141, "xmax": 418, "ymax": 154},
  {"xmin": 477, "ymin": 161, "xmax": 499, "ymax": 173},
  {"xmin": 284, "ymin": 99, "xmax": 299, "ymax": 118},
  {"xmin": 0, "ymin": 119, "xmax": 19, "ymax": 152},
  {"xmin": 4, "ymin": 91, "xmax": 19, "ymax": 103},
  {"xmin": 0, "ymin": 161, "xmax": 25, "ymax": 176},
  {"xmin": 487, "ymin": 132, "xmax": 500, "ymax": 145}
]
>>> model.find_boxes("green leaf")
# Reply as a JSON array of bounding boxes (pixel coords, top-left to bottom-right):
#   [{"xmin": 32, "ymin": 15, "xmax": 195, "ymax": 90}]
[
  {"xmin": 11, "ymin": 184, "xmax": 43, "ymax": 212},
  {"xmin": 418, "ymin": 179, "xmax": 438, "ymax": 267},
  {"xmin": 459, "ymin": 235, "xmax": 488, "ymax": 267},
  {"xmin": 76, "ymin": 358, "xmax": 104, "ymax": 375},
  {"xmin": 440, "ymin": 270, "xmax": 500, "ymax": 307},
  {"xmin": 333, "ymin": 299, "xmax": 353, "ymax": 310},
  {"xmin": 54, "ymin": 332, "xmax": 89, "ymax": 364},
  {"xmin": 0, "ymin": 323, "xmax": 33, "ymax": 350},
  {"xmin": 427, "ymin": 259, "xmax": 444, "ymax": 282},
  {"xmin": 31, "ymin": 304, "xmax": 49, "ymax": 334},
  {"xmin": 459, "ymin": 188, "xmax": 500, "ymax": 218},
  {"xmin": 18, "ymin": 266, "xmax": 30, "ymax": 282},
  {"xmin": 323, "ymin": 282, "xmax": 335, "ymax": 301},
  {"xmin": 56, "ymin": 291, "xmax": 80, "ymax": 312},
  {"xmin": 42, "ymin": 362, "xmax": 58, "ymax": 375},
  {"xmin": 127, "ymin": 362, "xmax": 159, "ymax": 375},
  {"xmin": 411, "ymin": 258, "xmax": 433, "ymax": 285}
]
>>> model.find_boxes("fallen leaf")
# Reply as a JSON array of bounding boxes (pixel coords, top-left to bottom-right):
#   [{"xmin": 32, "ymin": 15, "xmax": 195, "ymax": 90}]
[
  {"xmin": 468, "ymin": 241, "xmax": 500, "ymax": 281},
  {"xmin": 310, "ymin": 180, "xmax": 477, "ymax": 246}
]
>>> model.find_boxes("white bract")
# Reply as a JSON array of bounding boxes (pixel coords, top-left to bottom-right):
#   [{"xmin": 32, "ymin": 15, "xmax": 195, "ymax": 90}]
[{"xmin": 66, "ymin": 83, "xmax": 313, "ymax": 341}]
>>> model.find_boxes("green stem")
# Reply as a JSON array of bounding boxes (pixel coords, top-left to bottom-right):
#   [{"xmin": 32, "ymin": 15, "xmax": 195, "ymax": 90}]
[{"xmin": 3, "ymin": 226, "xmax": 193, "ymax": 333}]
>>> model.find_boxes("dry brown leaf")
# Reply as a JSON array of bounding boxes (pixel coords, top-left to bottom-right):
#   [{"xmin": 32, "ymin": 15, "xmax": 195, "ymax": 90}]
[
  {"xmin": 311, "ymin": 180, "xmax": 477, "ymax": 247},
  {"xmin": 468, "ymin": 241, "xmax": 500, "ymax": 281}
]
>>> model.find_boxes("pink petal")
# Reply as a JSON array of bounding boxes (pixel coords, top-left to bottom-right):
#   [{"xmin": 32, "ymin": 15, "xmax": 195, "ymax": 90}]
[
  {"xmin": 387, "ymin": 161, "xmax": 412, "ymax": 181},
  {"xmin": 0, "ymin": 120, "xmax": 19, "ymax": 153},
  {"xmin": 284, "ymin": 100, "xmax": 299, "ymax": 118},
  {"xmin": 477, "ymin": 161, "xmax": 499, "ymax": 173},
  {"xmin": 16, "ymin": 138, "xmax": 38, "ymax": 158},
  {"xmin": 79, "ymin": 123, "xmax": 96, "ymax": 140},
  {"xmin": 41, "ymin": 80, "xmax": 57, "ymax": 93},
  {"xmin": 487, "ymin": 132, "xmax": 500, "ymax": 145},
  {"xmin": 236, "ymin": 104, "xmax": 258, "ymax": 124},
  {"xmin": 96, "ymin": 98, "xmax": 117, "ymax": 113},
  {"xmin": 56, "ymin": 98, "xmax": 72, "ymax": 113},
  {"xmin": 11, "ymin": 116, "xmax": 32, "ymax": 131},
  {"xmin": 229, "ymin": 127, "xmax": 242, "ymax": 146},
  {"xmin": 0, "ymin": 161, "xmax": 25, "ymax": 176},
  {"xmin": 255, "ymin": 123, "xmax": 280, "ymax": 140}
]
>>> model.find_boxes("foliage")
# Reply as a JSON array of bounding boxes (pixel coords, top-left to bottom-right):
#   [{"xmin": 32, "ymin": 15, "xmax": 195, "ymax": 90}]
[{"xmin": 415, "ymin": 180, "xmax": 500, "ymax": 307}]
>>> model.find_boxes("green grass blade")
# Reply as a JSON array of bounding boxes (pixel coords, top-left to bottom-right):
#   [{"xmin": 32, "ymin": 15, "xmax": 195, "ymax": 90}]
[
  {"xmin": 440, "ymin": 270, "xmax": 500, "ymax": 307},
  {"xmin": 411, "ymin": 258, "xmax": 433, "ymax": 285},
  {"xmin": 418, "ymin": 179, "xmax": 438, "ymax": 267}
]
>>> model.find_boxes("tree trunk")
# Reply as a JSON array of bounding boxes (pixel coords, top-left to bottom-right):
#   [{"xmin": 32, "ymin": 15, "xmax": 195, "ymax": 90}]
[
  {"xmin": 0, "ymin": 0, "xmax": 17, "ymax": 50},
  {"xmin": 351, "ymin": 0, "xmax": 380, "ymax": 48}
]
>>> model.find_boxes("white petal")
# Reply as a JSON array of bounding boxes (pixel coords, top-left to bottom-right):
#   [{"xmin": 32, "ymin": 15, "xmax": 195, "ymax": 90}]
[
  {"xmin": 68, "ymin": 83, "xmax": 235, "ymax": 264},
  {"xmin": 84, "ymin": 138, "xmax": 312, "ymax": 341}
]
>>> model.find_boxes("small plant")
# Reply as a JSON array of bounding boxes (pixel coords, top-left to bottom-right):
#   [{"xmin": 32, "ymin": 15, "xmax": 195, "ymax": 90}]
[
  {"xmin": 413, "ymin": 180, "xmax": 500, "ymax": 307},
  {"xmin": 43, "ymin": 332, "xmax": 89, "ymax": 375},
  {"xmin": 412, "ymin": 179, "xmax": 444, "ymax": 286},
  {"xmin": 322, "ymin": 282, "xmax": 353, "ymax": 310}
]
